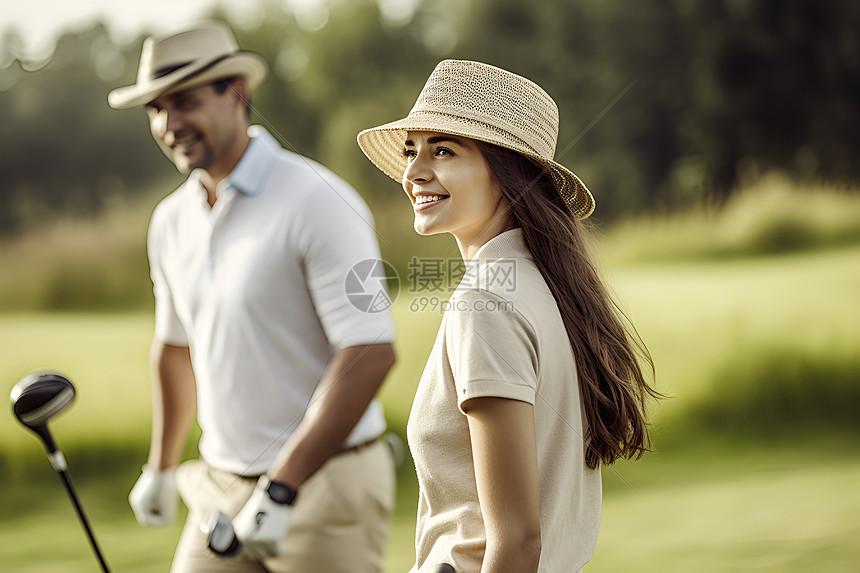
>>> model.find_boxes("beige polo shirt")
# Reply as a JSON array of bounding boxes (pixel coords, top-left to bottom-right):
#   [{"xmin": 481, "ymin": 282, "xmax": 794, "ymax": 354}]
[{"xmin": 407, "ymin": 228, "xmax": 601, "ymax": 573}]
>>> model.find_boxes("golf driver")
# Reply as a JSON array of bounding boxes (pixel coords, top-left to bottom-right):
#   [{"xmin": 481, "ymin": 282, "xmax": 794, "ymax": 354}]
[
  {"xmin": 10, "ymin": 371, "xmax": 111, "ymax": 573},
  {"xmin": 204, "ymin": 511, "xmax": 455, "ymax": 572}
]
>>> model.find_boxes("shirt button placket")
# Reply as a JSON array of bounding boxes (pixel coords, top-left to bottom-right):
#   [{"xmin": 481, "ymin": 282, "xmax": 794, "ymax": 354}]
[{"xmin": 208, "ymin": 186, "xmax": 236, "ymax": 279}]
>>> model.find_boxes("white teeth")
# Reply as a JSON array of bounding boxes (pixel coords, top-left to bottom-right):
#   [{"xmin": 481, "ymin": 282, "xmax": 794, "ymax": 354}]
[
  {"xmin": 415, "ymin": 195, "xmax": 446, "ymax": 205},
  {"xmin": 174, "ymin": 135, "xmax": 199, "ymax": 148}
]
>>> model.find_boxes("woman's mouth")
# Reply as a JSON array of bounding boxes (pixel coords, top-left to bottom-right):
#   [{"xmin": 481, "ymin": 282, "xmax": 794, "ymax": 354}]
[{"xmin": 414, "ymin": 195, "xmax": 449, "ymax": 210}]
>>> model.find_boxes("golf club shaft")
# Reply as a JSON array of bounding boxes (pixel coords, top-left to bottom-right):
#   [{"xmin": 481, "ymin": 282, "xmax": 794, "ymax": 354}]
[{"xmin": 56, "ymin": 466, "xmax": 111, "ymax": 573}]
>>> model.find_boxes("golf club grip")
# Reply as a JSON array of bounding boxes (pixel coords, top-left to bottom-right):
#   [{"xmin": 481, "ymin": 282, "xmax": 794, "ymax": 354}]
[
  {"xmin": 206, "ymin": 510, "xmax": 241, "ymax": 556},
  {"xmin": 58, "ymin": 469, "xmax": 111, "ymax": 573}
]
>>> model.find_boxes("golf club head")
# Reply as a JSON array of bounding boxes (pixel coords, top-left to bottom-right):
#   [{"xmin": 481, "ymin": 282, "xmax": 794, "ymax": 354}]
[{"xmin": 10, "ymin": 371, "xmax": 76, "ymax": 452}]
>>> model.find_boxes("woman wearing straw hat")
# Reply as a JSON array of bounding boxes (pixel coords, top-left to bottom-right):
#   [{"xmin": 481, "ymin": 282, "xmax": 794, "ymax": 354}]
[{"xmin": 358, "ymin": 60, "xmax": 661, "ymax": 572}]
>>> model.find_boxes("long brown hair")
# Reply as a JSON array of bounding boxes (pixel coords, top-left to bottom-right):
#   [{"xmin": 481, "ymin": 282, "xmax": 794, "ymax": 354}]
[{"xmin": 476, "ymin": 141, "xmax": 661, "ymax": 468}]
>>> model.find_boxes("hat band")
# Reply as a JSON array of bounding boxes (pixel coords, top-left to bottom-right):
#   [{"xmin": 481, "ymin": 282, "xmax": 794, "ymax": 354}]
[
  {"xmin": 150, "ymin": 53, "xmax": 237, "ymax": 92},
  {"xmin": 153, "ymin": 61, "xmax": 194, "ymax": 79}
]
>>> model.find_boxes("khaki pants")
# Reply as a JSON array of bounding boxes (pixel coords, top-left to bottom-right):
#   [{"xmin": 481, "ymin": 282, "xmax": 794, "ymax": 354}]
[{"xmin": 170, "ymin": 440, "xmax": 394, "ymax": 573}]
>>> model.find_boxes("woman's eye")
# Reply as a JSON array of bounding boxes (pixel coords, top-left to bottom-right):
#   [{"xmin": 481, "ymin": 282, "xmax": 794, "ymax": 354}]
[
  {"xmin": 436, "ymin": 147, "xmax": 453, "ymax": 156},
  {"xmin": 402, "ymin": 148, "xmax": 417, "ymax": 160}
]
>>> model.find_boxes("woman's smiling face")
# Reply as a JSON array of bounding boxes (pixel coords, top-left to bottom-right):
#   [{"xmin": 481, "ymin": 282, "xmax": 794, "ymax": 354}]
[{"xmin": 402, "ymin": 131, "xmax": 511, "ymax": 259}]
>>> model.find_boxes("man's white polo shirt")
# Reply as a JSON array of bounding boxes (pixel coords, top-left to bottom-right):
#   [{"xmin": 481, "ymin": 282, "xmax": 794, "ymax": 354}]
[{"xmin": 147, "ymin": 126, "xmax": 395, "ymax": 476}]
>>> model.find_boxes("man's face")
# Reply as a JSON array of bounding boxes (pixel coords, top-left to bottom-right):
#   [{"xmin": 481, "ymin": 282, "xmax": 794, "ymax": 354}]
[{"xmin": 145, "ymin": 80, "xmax": 246, "ymax": 176}]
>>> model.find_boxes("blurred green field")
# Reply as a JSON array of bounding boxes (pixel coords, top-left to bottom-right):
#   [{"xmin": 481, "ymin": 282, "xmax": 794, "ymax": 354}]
[{"xmin": 1, "ymin": 184, "xmax": 859, "ymax": 571}]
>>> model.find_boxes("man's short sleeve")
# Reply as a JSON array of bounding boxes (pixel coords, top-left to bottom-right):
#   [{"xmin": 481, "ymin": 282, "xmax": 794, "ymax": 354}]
[
  {"xmin": 445, "ymin": 289, "xmax": 538, "ymax": 412},
  {"xmin": 297, "ymin": 179, "xmax": 395, "ymax": 350},
  {"xmin": 148, "ymin": 208, "xmax": 188, "ymax": 346}
]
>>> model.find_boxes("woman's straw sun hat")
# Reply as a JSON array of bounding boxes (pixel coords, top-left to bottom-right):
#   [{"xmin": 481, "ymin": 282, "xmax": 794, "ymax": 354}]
[
  {"xmin": 108, "ymin": 21, "xmax": 267, "ymax": 109},
  {"xmin": 357, "ymin": 59, "xmax": 595, "ymax": 219}
]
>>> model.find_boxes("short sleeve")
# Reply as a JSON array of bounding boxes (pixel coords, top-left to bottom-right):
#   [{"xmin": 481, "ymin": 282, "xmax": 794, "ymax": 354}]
[
  {"xmin": 445, "ymin": 289, "xmax": 539, "ymax": 412},
  {"xmin": 296, "ymin": 178, "xmax": 395, "ymax": 349},
  {"xmin": 148, "ymin": 207, "xmax": 188, "ymax": 346}
]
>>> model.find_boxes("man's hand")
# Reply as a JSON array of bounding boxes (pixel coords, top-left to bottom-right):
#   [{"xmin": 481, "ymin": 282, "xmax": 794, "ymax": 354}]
[
  {"xmin": 128, "ymin": 465, "xmax": 178, "ymax": 526},
  {"xmin": 232, "ymin": 479, "xmax": 294, "ymax": 560}
]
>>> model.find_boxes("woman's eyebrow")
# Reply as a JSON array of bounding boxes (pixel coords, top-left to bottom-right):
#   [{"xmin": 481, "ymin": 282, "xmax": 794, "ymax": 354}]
[
  {"xmin": 427, "ymin": 136, "xmax": 464, "ymax": 146},
  {"xmin": 404, "ymin": 136, "xmax": 465, "ymax": 147}
]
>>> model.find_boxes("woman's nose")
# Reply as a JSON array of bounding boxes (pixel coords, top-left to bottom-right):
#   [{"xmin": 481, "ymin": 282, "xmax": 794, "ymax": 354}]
[{"xmin": 403, "ymin": 152, "xmax": 431, "ymax": 184}]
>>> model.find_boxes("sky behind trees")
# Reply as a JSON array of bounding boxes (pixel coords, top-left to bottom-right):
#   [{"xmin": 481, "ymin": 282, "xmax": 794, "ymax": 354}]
[{"xmin": 2, "ymin": 0, "xmax": 858, "ymax": 233}]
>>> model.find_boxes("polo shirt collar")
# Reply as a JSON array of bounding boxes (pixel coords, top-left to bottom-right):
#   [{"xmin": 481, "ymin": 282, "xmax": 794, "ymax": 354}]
[
  {"xmin": 183, "ymin": 126, "xmax": 280, "ymax": 203},
  {"xmin": 471, "ymin": 228, "xmax": 529, "ymax": 264},
  {"xmin": 224, "ymin": 126, "xmax": 280, "ymax": 196}
]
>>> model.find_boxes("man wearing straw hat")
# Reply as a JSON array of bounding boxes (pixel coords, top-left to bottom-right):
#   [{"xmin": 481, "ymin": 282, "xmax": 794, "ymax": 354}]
[{"xmin": 108, "ymin": 20, "xmax": 396, "ymax": 573}]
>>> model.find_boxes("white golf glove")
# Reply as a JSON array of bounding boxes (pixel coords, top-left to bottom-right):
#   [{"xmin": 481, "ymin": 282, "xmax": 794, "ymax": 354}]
[
  {"xmin": 232, "ymin": 478, "xmax": 295, "ymax": 561},
  {"xmin": 128, "ymin": 465, "xmax": 178, "ymax": 526}
]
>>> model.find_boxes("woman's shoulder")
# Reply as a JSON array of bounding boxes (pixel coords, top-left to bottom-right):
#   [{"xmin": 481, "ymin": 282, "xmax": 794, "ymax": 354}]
[
  {"xmin": 447, "ymin": 260, "xmax": 552, "ymax": 341},
  {"xmin": 464, "ymin": 229, "xmax": 548, "ymax": 296},
  {"xmin": 462, "ymin": 252, "xmax": 551, "ymax": 309}
]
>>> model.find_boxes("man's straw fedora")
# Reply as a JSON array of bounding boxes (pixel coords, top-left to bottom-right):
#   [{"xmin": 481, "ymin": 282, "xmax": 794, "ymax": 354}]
[
  {"xmin": 357, "ymin": 59, "xmax": 595, "ymax": 219},
  {"xmin": 108, "ymin": 21, "xmax": 267, "ymax": 109}
]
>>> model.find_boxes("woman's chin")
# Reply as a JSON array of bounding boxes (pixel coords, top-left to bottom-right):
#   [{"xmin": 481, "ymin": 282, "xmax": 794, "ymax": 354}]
[{"xmin": 413, "ymin": 220, "xmax": 441, "ymax": 236}]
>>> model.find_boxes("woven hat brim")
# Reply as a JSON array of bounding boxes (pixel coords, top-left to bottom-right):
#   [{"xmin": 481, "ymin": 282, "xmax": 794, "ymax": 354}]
[
  {"xmin": 107, "ymin": 52, "xmax": 267, "ymax": 109},
  {"xmin": 357, "ymin": 114, "xmax": 595, "ymax": 220}
]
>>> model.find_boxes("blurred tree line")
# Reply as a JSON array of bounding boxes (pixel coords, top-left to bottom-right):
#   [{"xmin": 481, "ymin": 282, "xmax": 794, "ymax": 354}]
[{"xmin": 1, "ymin": 0, "xmax": 858, "ymax": 234}]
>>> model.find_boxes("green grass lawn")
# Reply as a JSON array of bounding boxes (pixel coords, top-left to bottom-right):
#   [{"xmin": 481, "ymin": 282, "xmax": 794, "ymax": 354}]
[
  {"xmin": 2, "ymin": 243, "xmax": 859, "ymax": 571},
  {"xmin": 594, "ymin": 438, "xmax": 860, "ymax": 572}
]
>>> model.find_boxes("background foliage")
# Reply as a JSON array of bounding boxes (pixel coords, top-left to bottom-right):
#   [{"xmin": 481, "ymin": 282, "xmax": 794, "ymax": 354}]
[{"xmin": 1, "ymin": 0, "xmax": 859, "ymax": 234}]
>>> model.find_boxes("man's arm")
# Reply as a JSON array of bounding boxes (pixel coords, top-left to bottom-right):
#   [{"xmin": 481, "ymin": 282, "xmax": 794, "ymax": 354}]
[
  {"xmin": 128, "ymin": 341, "xmax": 197, "ymax": 527},
  {"xmin": 266, "ymin": 342, "xmax": 395, "ymax": 488},
  {"xmin": 148, "ymin": 341, "xmax": 197, "ymax": 469}
]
